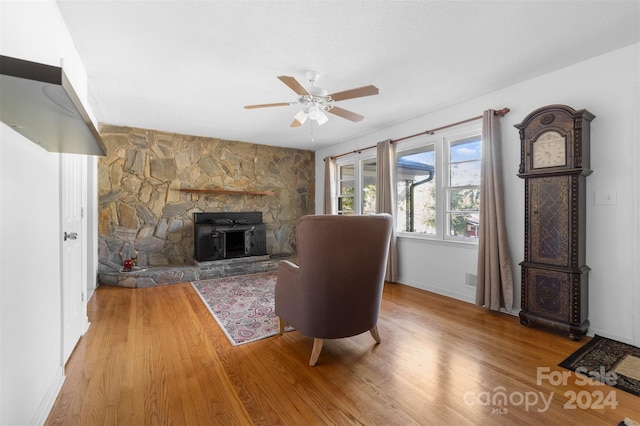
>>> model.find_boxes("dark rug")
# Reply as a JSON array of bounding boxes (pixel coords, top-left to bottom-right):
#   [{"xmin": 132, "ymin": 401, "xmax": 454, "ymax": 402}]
[{"xmin": 559, "ymin": 334, "xmax": 640, "ymax": 397}]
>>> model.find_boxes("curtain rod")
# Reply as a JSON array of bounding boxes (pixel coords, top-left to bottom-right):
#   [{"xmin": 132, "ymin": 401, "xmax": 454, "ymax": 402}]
[{"xmin": 329, "ymin": 107, "xmax": 510, "ymax": 160}]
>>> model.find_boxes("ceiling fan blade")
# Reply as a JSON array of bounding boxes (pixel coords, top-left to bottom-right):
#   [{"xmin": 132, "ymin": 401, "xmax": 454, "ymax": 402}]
[
  {"xmin": 328, "ymin": 106, "xmax": 364, "ymax": 122},
  {"xmin": 329, "ymin": 85, "xmax": 379, "ymax": 102},
  {"xmin": 277, "ymin": 76, "xmax": 310, "ymax": 96},
  {"xmin": 244, "ymin": 102, "xmax": 292, "ymax": 109},
  {"xmin": 290, "ymin": 118, "xmax": 304, "ymax": 128}
]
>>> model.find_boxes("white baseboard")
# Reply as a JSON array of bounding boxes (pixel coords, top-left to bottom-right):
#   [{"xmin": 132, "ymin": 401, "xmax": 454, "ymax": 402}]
[
  {"xmin": 395, "ymin": 278, "xmax": 476, "ymax": 304},
  {"xmin": 584, "ymin": 327, "xmax": 636, "ymax": 345},
  {"xmin": 30, "ymin": 366, "xmax": 65, "ymax": 426},
  {"xmin": 394, "ymin": 278, "xmax": 520, "ymax": 317}
]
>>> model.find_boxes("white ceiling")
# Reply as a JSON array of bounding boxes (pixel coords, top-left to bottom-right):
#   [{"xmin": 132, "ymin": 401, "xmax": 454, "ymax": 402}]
[{"xmin": 55, "ymin": 1, "xmax": 640, "ymax": 151}]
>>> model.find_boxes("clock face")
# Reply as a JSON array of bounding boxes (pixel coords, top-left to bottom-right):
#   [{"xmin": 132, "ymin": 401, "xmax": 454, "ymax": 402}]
[{"xmin": 532, "ymin": 131, "xmax": 566, "ymax": 168}]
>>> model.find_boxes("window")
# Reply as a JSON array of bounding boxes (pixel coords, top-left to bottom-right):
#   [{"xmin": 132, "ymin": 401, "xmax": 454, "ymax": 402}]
[
  {"xmin": 361, "ymin": 157, "xmax": 377, "ymax": 215},
  {"xmin": 396, "ymin": 144, "xmax": 436, "ymax": 234},
  {"xmin": 447, "ymin": 135, "xmax": 481, "ymax": 239},
  {"xmin": 335, "ymin": 153, "xmax": 376, "ymax": 215},
  {"xmin": 337, "ymin": 162, "xmax": 355, "ymax": 215},
  {"xmin": 396, "ymin": 127, "xmax": 481, "ymax": 242},
  {"xmin": 331, "ymin": 126, "xmax": 481, "ymax": 243}
]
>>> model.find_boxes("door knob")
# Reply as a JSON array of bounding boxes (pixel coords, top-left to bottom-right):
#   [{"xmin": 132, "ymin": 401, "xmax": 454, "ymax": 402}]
[{"xmin": 64, "ymin": 232, "xmax": 78, "ymax": 241}]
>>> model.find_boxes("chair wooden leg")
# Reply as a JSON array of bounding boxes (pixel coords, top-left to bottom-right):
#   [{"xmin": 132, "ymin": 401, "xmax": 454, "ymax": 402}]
[
  {"xmin": 278, "ymin": 317, "xmax": 285, "ymax": 335},
  {"xmin": 369, "ymin": 325, "xmax": 381, "ymax": 344},
  {"xmin": 309, "ymin": 338, "xmax": 323, "ymax": 366}
]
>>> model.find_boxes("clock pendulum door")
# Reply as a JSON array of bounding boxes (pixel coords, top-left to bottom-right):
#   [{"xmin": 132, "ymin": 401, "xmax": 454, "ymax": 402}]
[{"xmin": 520, "ymin": 174, "xmax": 590, "ymax": 339}]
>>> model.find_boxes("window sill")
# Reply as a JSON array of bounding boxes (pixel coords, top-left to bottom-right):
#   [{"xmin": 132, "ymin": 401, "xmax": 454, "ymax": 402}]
[{"xmin": 397, "ymin": 232, "xmax": 479, "ymax": 249}]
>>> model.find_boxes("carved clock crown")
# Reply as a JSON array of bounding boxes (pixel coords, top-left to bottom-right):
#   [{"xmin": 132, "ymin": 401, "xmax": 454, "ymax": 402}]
[{"xmin": 515, "ymin": 104, "xmax": 595, "ymax": 175}]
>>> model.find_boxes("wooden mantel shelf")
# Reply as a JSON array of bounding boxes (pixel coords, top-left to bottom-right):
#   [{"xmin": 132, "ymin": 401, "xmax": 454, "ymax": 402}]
[{"xmin": 179, "ymin": 189, "xmax": 275, "ymax": 196}]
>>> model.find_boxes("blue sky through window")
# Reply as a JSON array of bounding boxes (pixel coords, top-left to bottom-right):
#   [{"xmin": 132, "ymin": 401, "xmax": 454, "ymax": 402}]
[{"xmin": 450, "ymin": 137, "xmax": 481, "ymax": 162}]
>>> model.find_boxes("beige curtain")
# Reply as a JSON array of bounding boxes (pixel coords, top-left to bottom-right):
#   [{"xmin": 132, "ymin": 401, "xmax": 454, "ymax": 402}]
[
  {"xmin": 476, "ymin": 110, "xmax": 514, "ymax": 311},
  {"xmin": 323, "ymin": 156, "xmax": 336, "ymax": 214},
  {"xmin": 376, "ymin": 140, "xmax": 399, "ymax": 282}
]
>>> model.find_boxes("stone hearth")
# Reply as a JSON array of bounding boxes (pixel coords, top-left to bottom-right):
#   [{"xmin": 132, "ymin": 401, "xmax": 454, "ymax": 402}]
[{"xmin": 99, "ymin": 254, "xmax": 291, "ymax": 288}]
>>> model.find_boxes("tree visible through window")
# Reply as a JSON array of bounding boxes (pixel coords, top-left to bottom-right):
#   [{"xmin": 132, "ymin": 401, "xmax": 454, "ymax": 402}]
[
  {"xmin": 361, "ymin": 157, "xmax": 377, "ymax": 215},
  {"xmin": 447, "ymin": 136, "xmax": 481, "ymax": 238},
  {"xmin": 395, "ymin": 129, "xmax": 482, "ymax": 242},
  {"xmin": 396, "ymin": 145, "xmax": 436, "ymax": 234},
  {"xmin": 336, "ymin": 157, "xmax": 377, "ymax": 215},
  {"xmin": 337, "ymin": 163, "xmax": 355, "ymax": 215},
  {"xmin": 333, "ymin": 128, "xmax": 481, "ymax": 243}
]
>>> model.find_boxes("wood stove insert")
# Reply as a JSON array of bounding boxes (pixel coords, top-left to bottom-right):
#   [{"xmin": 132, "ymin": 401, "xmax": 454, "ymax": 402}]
[{"xmin": 194, "ymin": 212, "xmax": 267, "ymax": 262}]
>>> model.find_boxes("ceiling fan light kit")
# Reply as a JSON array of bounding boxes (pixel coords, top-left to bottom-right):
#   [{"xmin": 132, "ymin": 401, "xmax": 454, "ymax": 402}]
[
  {"xmin": 307, "ymin": 103, "xmax": 328, "ymax": 122},
  {"xmin": 244, "ymin": 70, "xmax": 378, "ymax": 129},
  {"xmin": 293, "ymin": 109, "xmax": 307, "ymax": 127}
]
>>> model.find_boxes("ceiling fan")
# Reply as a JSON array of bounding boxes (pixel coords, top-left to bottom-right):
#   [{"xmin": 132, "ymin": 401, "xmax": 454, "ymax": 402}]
[{"xmin": 244, "ymin": 71, "xmax": 379, "ymax": 127}]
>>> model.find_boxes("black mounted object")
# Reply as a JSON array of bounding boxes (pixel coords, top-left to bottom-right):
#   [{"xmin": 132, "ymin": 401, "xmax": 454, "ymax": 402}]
[
  {"xmin": 194, "ymin": 212, "xmax": 267, "ymax": 262},
  {"xmin": 0, "ymin": 55, "xmax": 106, "ymax": 156}
]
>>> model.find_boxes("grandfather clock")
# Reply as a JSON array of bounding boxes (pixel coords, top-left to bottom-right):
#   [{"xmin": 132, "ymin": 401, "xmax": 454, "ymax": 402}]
[{"xmin": 515, "ymin": 105, "xmax": 595, "ymax": 341}]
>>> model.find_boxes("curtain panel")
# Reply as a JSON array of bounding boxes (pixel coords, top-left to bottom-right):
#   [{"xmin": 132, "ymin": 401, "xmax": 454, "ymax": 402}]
[
  {"xmin": 376, "ymin": 140, "xmax": 399, "ymax": 282},
  {"xmin": 323, "ymin": 156, "xmax": 336, "ymax": 214},
  {"xmin": 476, "ymin": 110, "xmax": 514, "ymax": 311}
]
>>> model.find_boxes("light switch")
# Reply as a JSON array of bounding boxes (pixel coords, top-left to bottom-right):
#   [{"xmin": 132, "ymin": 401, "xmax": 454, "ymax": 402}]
[{"xmin": 594, "ymin": 190, "xmax": 617, "ymax": 205}]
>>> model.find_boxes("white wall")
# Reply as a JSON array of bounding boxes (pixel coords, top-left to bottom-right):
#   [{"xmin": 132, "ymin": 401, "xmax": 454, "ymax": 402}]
[
  {"xmin": 0, "ymin": 1, "xmax": 95, "ymax": 424},
  {"xmin": 0, "ymin": 126, "xmax": 63, "ymax": 426},
  {"xmin": 315, "ymin": 43, "xmax": 640, "ymax": 344}
]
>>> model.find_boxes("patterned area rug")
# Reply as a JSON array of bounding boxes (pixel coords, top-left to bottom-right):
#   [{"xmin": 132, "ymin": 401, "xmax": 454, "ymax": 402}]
[
  {"xmin": 192, "ymin": 271, "xmax": 290, "ymax": 346},
  {"xmin": 559, "ymin": 335, "xmax": 640, "ymax": 397}
]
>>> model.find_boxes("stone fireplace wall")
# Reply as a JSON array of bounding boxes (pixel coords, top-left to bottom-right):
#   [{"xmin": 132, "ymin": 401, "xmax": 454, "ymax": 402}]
[{"xmin": 97, "ymin": 125, "xmax": 314, "ymax": 270}]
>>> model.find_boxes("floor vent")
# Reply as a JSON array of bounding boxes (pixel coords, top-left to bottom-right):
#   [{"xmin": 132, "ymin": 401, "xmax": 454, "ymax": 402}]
[{"xmin": 465, "ymin": 273, "xmax": 477, "ymax": 287}]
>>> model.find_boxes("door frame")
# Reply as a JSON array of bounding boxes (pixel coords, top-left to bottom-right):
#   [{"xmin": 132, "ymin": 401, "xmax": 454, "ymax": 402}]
[{"xmin": 59, "ymin": 153, "xmax": 90, "ymax": 365}]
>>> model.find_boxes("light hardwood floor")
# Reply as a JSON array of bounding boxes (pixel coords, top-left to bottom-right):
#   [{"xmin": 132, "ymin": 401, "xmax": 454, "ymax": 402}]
[{"xmin": 46, "ymin": 281, "xmax": 639, "ymax": 425}]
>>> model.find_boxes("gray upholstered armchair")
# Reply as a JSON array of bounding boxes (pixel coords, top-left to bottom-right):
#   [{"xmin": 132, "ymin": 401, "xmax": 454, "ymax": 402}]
[{"xmin": 275, "ymin": 214, "xmax": 393, "ymax": 366}]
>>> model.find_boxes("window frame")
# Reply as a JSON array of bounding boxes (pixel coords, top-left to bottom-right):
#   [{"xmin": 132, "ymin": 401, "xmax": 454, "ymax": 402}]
[
  {"xmin": 336, "ymin": 158, "xmax": 356, "ymax": 215},
  {"xmin": 334, "ymin": 150, "xmax": 377, "ymax": 216},
  {"xmin": 443, "ymin": 133, "xmax": 482, "ymax": 243},
  {"xmin": 395, "ymin": 123, "xmax": 482, "ymax": 244},
  {"xmin": 360, "ymin": 155, "xmax": 377, "ymax": 215}
]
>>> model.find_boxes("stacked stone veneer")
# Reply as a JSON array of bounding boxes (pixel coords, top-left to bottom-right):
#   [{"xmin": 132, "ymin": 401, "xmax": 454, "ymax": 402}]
[{"xmin": 97, "ymin": 125, "xmax": 314, "ymax": 276}]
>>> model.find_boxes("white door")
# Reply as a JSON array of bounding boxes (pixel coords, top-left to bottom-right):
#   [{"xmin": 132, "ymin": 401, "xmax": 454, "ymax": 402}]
[{"xmin": 61, "ymin": 153, "xmax": 88, "ymax": 363}]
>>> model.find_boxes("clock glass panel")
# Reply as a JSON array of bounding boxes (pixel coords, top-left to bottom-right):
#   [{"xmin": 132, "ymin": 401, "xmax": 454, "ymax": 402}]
[{"xmin": 532, "ymin": 131, "xmax": 566, "ymax": 168}]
